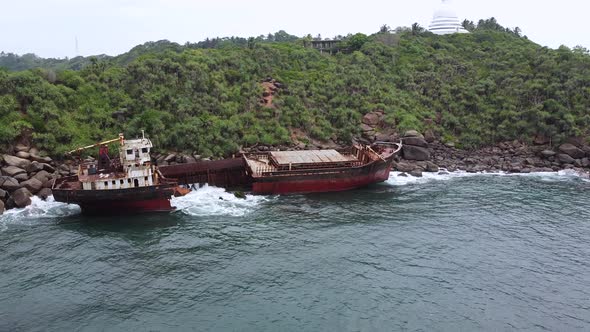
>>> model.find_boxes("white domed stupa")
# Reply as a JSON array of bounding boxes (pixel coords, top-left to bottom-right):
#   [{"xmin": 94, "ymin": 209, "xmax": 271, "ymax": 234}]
[{"xmin": 428, "ymin": 0, "xmax": 469, "ymax": 35}]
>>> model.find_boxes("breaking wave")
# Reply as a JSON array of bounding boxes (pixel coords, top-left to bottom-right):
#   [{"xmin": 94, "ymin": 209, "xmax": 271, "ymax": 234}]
[
  {"xmin": 386, "ymin": 168, "xmax": 590, "ymax": 186},
  {"xmin": 0, "ymin": 196, "xmax": 81, "ymax": 229},
  {"xmin": 172, "ymin": 184, "xmax": 271, "ymax": 217}
]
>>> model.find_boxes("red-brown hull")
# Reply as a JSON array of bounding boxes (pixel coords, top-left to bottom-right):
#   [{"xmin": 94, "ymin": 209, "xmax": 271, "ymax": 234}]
[
  {"xmin": 252, "ymin": 161, "xmax": 393, "ymax": 194},
  {"xmin": 53, "ymin": 183, "xmax": 176, "ymax": 215},
  {"xmin": 77, "ymin": 198, "xmax": 175, "ymax": 214}
]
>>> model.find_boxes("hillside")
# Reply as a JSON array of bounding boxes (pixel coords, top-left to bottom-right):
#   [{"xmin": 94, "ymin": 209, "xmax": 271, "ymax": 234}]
[{"xmin": 0, "ymin": 22, "xmax": 589, "ymax": 158}]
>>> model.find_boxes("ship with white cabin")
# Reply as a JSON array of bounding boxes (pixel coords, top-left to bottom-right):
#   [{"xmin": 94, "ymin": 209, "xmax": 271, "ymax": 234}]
[{"xmin": 53, "ymin": 133, "xmax": 181, "ymax": 214}]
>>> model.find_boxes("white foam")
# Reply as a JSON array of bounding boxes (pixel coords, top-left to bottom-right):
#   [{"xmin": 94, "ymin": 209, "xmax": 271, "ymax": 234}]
[
  {"xmin": 387, "ymin": 168, "xmax": 590, "ymax": 186},
  {"xmin": 171, "ymin": 184, "xmax": 271, "ymax": 217},
  {"xmin": 0, "ymin": 196, "xmax": 81, "ymax": 227}
]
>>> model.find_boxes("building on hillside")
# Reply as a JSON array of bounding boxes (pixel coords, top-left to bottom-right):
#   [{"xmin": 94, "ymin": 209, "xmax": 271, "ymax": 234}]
[
  {"xmin": 428, "ymin": 0, "xmax": 469, "ymax": 35},
  {"xmin": 309, "ymin": 40, "xmax": 339, "ymax": 54}
]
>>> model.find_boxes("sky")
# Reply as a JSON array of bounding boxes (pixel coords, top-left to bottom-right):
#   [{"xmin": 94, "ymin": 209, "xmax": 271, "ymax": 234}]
[{"xmin": 1, "ymin": 0, "xmax": 588, "ymax": 58}]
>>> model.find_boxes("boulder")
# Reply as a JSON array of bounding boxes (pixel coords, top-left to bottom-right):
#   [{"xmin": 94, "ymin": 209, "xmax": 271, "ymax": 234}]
[
  {"xmin": 540, "ymin": 150, "xmax": 556, "ymax": 158},
  {"xmin": 0, "ymin": 188, "xmax": 7, "ymax": 200},
  {"xmin": 403, "ymin": 137, "xmax": 428, "ymax": 148},
  {"xmin": 33, "ymin": 170, "xmax": 51, "ymax": 183},
  {"xmin": 409, "ymin": 169, "xmax": 423, "ymax": 177},
  {"xmin": 28, "ymin": 147, "xmax": 39, "ymax": 155},
  {"xmin": 12, "ymin": 188, "xmax": 32, "ymax": 208},
  {"xmin": 360, "ymin": 123, "xmax": 373, "ymax": 132},
  {"xmin": 424, "ymin": 129, "xmax": 436, "ymax": 143},
  {"xmin": 533, "ymin": 135, "xmax": 550, "ymax": 145},
  {"xmin": 0, "ymin": 176, "xmax": 21, "ymax": 191},
  {"xmin": 2, "ymin": 154, "xmax": 32, "ymax": 169},
  {"xmin": 403, "ymin": 130, "xmax": 424, "ymax": 139},
  {"xmin": 362, "ymin": 112, "xmax": 381, "ymax": 126},
  {"xmin": 425, "ymin": 161, "xmax": 439, "ymax": 172},
  {"xmin": 394, "ymin": 161, "xmax": 416, "ymax": 173},
  {"xmin": 402, "ymin": 145, "xmax": 430, "ymax": 161},
  {"xmin": 0, "ymin": 199, "xmax": 4, "ymax": 214},
  {"xmin": 1, "ymin": 166, "xmax": 26, "ymax": 177},
  {"xmin": 41, "ymin": 163, "xmax": 55, "ymax": 173},
  {"xmin": 36, "ymin": 188, "xmax": 52, "ymax": 200},
  {"xmin": 582, "ymin": 158, "xmax": 590, "ymax": 168},
  {"xmin": 27, "ymin": 161, "xmax": 45, "ymax": 173},
  {"xmin": 21, "ymin": 178, "xmax": 43, "ymax": 194},
  {"xmin": 559, "ymin": 143, "xmax": 585, "ymax": 159},
  {"xmin": 14, "ymin": 173, "xmax": 29, "ymax": 181},
  {"xmin": 43, "ymin": 178, "xmax": 55, "ymax": 188},
  {"xmin": 14, "ymin": 143, "xmax": 29, "ymax": 152},
  {"xmin": 30, "ymin": 155, "xmax": 52, "ymax": 163},
  {"xmin": 557, "ymin": 154, "xmax": 575, "ymax": 164},
  {"xmin": 16, "ymin": 151, "xmax": 30, "ymax": 159}
]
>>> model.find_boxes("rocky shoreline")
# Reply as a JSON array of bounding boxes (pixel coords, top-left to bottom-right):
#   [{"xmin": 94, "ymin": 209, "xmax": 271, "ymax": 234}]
[{"xmin": 2, "ymin": 130, "xmax": 589, "ymax": 215}]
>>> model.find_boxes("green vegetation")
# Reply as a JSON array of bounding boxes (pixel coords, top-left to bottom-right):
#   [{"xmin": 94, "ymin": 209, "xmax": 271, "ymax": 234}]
[{"xmin": 0, "ymin": 21, "xmax": 589, "ymax": 157}]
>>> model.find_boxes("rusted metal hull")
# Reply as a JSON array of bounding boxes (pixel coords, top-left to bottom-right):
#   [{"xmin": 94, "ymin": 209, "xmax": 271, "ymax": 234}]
[
  {"xmin": 158, "ymin": 158, "xmax": 251, "ymax": 188},
  {"xmin": 53, "ymin": 182, "xmax": 177, "ymax": 214},
  {"xmin": 251, "ymin": 158, "xmax": 394, "ymax": 194}
]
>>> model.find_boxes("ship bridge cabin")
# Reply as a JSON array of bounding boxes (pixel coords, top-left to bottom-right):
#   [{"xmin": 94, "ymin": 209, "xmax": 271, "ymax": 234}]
[{"xmin": 78, "ymin": 136, "xmax": 157, "ymax": 191}]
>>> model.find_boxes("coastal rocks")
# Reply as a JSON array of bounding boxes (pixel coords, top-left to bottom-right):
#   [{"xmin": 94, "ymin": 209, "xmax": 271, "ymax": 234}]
[
  {"xmin": 540, "ymin": 150, "xmax": 556, "ymax": 158},
  {"xmin": 0, "ymin": 199, "xmax": 4, "ymax": 215},
  {"xmin": 2, "ymin": 154, "xmax": 31, "ymax": 169},
  {"xmin": 559, "ymin": 143, "xmax": 585, "ymax": 159},
  {"xmin": 401, "ymin": 130, "xmax": 430, "ymax": 161},
  {"xmin": 2, "ymin": 166, "xmax": 26, "ymax": 177},
  {"xmin": 12, "ymin": 188, "xmax": 32, "ymax": 208},
  {"xmin": 37, "ymin": 188, "xmax": 52, "ymax": 200},
  {"xmin": 20, "ymin": 178, "xmax": 43, "ymax": 194},
  {"xmin": 557, "ymin": 154, "xmax": 575, "ymax": 164},
  {"xmin": 0, "ymin": 176, "xmax": 20, "ymax": 191}
]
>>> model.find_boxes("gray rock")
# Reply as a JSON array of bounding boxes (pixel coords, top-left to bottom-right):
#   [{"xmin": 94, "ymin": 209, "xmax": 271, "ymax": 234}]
[
  {"xmin": 425, "ymin": 161, "xmax": 439, "ymax": 172},
  {"xmin": 27, "ymin": 161, "xmax": 45, "ymax": 173},
  {"xmin": 14, "ymin": 173, "xmax": 28, "ymax": 181},
  {"xmin": 0, "ymin": 176, "xmax": 21, "ymax": 191},
  {"xmin": 12, "ymin": 188, "xmax": 32, "ymax": 208},
  {"xmin": 1, "ymin": 166, "xmax": 26, "ymax": 177},
  {"xmin": 14, "ymin": 143, "xmax": 29, "ymax": 152},
  {"xmin": 2, "ymin": 155, "xmax": 32, "ymax": 169},
  {"xmin": 402, "ymin": 145, "xmax": 430, "ymax": 161},
  {"xmin": 30, "ymin": 155, "xmax": 52, "ymax": 163},
  {"xmin": 41, "ymin": 163, "xmax": 55, "ymax": 173},
  {"xmin": 16, "ymin": 151, "xmax": 30, "ymax": 159},
  {"xmin": 28, "ymin": 147, "xmax": 39, "ymax": 155},
  {"xmin": 582, "ymin": 158, "xmax": 590, "ymax": 168},
  {"xmin": 559, "ymin": 143, "xmax": 585, "ymax": 159},
  {"xmin": 360, "ymin": 123, "xmax": 374, "ymax": 132},
  {"xmin": 0, "ymin": 188, "xmax": 6, "ymax": 200},
  {"xmin": 43, "ymin": 178, "xmax": 56, "ymax": 189},
  {"xmin": 0, "ymin": 199, "xmax": 4, "ymax": 214},
  {"xmin": 403, "ymin": 137, "xmax": 428, "ymax": 148},
  {"xmin": 397, "ymin": 173, "xmax": 408, "ymax": 177},
  {"xmin": 21, "ymin": 178, "xmax": 43, "ymax": 194},
  {"xmin": 395, "ymin": 161, "xmax": 416, "ymax": 173},
  {"xmin": 409, "ymin": 169, "xmax": 423, "ymax": 177},
  {"xmin": 33, "ymin": 170, "xmax": 51, "ymax": 183},
  {"xmin": 403, "ymin": 130, "xmax": 424, "ymax": 139},
  {"xmin": 362, "ymin": 112, "xmax": 381, "ymax": 126},
  {"xmin": 557, "ymin": 154, "xmax": 575, "ymax": 164},
  {"xmin": 36, "ymin": 188, "xmax": 52, "ymax": 200},
  {"xmin": 424, "ymin": 129, "xmax": 436, "ymax": 143}
]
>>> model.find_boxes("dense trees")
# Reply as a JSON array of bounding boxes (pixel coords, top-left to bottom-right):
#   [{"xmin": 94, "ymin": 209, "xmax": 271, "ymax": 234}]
[{"xmin": 0, "ymin": 23, "xmax": 588, "ymax": 157}]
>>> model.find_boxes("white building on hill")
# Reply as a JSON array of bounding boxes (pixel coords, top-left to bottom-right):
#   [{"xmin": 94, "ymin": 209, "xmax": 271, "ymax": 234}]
[{"xmin": 428, "ymin": 0, "xmax": 469, "ymax": 35}]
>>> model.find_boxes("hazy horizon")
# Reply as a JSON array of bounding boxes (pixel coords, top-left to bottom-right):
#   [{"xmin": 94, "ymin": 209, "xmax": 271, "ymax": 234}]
[{"xmin": 1, "ymin": 0, "xmax": 589, "ymax": 59}]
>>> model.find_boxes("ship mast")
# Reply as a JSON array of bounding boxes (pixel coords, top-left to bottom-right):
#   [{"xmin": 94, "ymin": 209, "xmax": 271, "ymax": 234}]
[{"xmin": 66, "ymin": 134, "xmax": 124, "ymax": 155}]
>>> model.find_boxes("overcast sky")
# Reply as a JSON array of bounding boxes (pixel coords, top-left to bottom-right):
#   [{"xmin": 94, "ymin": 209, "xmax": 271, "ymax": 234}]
[{"xmin": 1, "ymin": 0, "xmax": 588, "ymax": 58}]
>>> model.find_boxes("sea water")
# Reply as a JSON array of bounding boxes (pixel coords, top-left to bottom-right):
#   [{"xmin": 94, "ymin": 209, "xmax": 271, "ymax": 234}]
[{"xmin": 1, "ymin": 171, "xmax": 589, "ymax": 331}]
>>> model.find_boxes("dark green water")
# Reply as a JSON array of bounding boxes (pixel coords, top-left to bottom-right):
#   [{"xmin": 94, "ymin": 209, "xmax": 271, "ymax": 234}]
[{"xmin": 1, "ymin": 171, "xmax": 590, "ymax": 331}]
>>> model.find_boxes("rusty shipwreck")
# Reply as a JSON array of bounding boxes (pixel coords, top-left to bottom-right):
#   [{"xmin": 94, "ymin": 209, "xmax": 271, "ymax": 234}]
[
  {"xmin": 159, "ymin": 142, "xmax": 402, "ymax": 195},
  {"xmin": 53, "ymin": 134, "xmax": 180, "ymax": 214}
]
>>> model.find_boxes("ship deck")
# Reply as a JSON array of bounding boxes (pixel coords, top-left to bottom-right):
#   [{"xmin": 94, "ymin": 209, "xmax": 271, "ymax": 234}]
[{"xmin": 245, "ymin": 150, "xmax": 361, "ymax": 177}]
